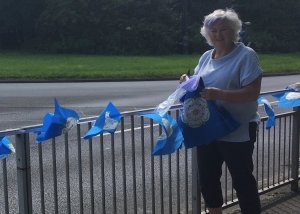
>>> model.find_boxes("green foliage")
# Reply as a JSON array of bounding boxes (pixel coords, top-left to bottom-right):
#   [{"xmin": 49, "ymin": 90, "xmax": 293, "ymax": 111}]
[
  {"xmin": 0, "ymin": 0, "xmax": 45, "ymax": 49},
  {"xmin": 35, "ymin": 0, "xmax": 181, "ymax": 54},
  {"xmin": 236, "ymin": 0, "xmax": 300, "ymax": 52},
  {"xmin": 0, "ymin": 0, "xmax": 300, "ymax": 54}
]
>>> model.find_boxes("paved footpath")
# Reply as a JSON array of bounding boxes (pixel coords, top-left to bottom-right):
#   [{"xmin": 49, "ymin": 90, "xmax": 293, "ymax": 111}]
[{"xmin": 224, "ymin": 181, "xmax": 300, "ymax": 214}]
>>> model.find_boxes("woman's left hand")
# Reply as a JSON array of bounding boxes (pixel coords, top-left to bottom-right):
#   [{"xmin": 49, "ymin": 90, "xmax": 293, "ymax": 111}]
[{"xmin": 200, "ymin": 87, "xmax": 223, "ymax": 100}]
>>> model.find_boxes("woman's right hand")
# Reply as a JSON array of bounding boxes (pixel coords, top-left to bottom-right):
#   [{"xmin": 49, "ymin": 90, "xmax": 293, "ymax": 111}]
[{"xmin": 179, "ymin": 74, "xmax": 189, "ymax": 84}]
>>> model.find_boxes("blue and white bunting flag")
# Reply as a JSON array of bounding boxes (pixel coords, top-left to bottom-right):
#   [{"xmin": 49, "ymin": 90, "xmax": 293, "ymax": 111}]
[
  {"xmin": 257, "ymin": 96, "xmax": 275, "ymax": 129},
  {"xmin": 179, "ymin": 75, "xmax": 201, "ymax": 92},
  {"xmin": 35, "ymin": 98, "xmax": 79, "ymax": 142},
  {"xmin": 139, "ymin": 112, "xmax": 183, "ymax": 155},
  {"xmin": 0, "ymin": 136, "xmax": 15, "ymax": 160},
  {"xmin": 155, "ymin": 75, "xmax": 201, "ymax": 116},
  {"xmin": 84, "ymin": 102, "xmax": 121, "ymax": 139},
  {"xmin": 272, "ymin": 83, "xmax": 300, "ymax": 108},
  {"xmin": 178, "ymin": 77, "xmax": 240, "ymax": 148},
  {"xmin": 276, "ymin": 92, "xmax": 300, "ymax": 108}
]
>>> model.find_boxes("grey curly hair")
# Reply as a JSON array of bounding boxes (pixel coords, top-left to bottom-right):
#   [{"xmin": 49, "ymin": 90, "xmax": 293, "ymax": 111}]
[{"xmin": 200, "ymin": 9, "xmax": 242, "ymax": 46}]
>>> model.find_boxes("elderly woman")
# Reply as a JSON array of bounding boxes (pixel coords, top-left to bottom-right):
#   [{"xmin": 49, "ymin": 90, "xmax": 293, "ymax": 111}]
[{"xmin": 180, "ymin": 9, "xmax": 262, "ymax": 214}]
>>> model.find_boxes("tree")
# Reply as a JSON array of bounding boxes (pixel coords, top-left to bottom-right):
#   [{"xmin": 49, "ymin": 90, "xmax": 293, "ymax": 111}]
[
  {"xmin": 1, "ymin": 0, "xmax": 300, "ymax": 53},
  {"xmin": 0, "ymin": 0, "xmax": 45, "ymax": 49}
]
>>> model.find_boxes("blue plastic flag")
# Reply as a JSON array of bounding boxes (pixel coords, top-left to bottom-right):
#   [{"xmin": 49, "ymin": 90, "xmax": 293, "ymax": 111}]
[
  {"xmin": 272, "ymin": 91, "xmax": 300, "ymax": 108},
  {"xmin": 84, "ymin": 102, "xmax": 121, "ymax": 139},
  {"xmin": 272, "ymin": 91, "xmax": 286, "ymax": 101},
  {"xmin": 35, "ymin": 98, "xmax": 80, "ymax": 142},
  {"xmin": 258, "ymin": 96, "xmax": 275, "ymax": 129},
  {"xmin": 0, "ymin": 136, "xmax": 15, "ymax": 160},
  {"xmin": 180, "ymin": 75, "xmax": 201, "ymax": 92},
  {"xmin": 178, "ymin": 77, "xmax": 240, "ymax": 148},
  {"xmin": 155, "ymin": 75, "xmax": 201, "ymax": 116},
  {"xmin": 272, "ymin": 83, "xmax": 300, "ymax": 108},
  {"xmin": 139, "ymin": 112, "xmax": 183, "ymax": 155}
]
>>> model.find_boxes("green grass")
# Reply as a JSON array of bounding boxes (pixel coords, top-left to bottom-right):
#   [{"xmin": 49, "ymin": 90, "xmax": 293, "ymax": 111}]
[
  {"xmin": 0, "ymin": 52, "xmax": 299, "ymax": 80},
  {"xmin": 259, "ymin": 54, "xmax": 300, "ymax": 74}
]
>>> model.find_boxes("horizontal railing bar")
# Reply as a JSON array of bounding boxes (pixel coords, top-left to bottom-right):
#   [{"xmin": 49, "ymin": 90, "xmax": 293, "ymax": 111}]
[
  {"xmin": 7, "ymin": 108, "xmax": 295, "ymax": 137},
  {"xmin": 258, "ymin": 179, "xmax": 294, "ymax": 195},
  {"xmin": 260, "ymin": 88, "xmax": 292, "ymax": 96},
  {"xmin": 78, "ymin": 104, "xmax": 183, "ymax": 124},
  {"xmin": 0, "ymin": 106, "xmax": 181, "ymax": 136},
  {"xmin": 0, "ymin": 109, "xmax": 295, "ymax": 139},
  {"xmin": 260, "ymin": 111, "xmax": 295, "ymax": 121}
]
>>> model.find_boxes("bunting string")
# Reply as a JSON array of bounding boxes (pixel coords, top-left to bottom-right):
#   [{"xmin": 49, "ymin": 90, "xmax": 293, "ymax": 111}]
[{"xmin": 1, "ymin": 82, "xmax": 299, "ymax": 159}]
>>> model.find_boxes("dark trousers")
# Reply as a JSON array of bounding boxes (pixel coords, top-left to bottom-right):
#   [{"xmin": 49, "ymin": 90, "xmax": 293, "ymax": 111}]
[{"xmin": 197, "ymin": 122, "xmax": 261, "ymax": 214}]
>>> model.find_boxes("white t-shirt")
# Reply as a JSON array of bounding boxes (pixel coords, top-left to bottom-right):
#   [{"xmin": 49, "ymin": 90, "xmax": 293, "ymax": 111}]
[{"xmin": 194, "ymin": 42, "xmax": 263, "ymax": 142}]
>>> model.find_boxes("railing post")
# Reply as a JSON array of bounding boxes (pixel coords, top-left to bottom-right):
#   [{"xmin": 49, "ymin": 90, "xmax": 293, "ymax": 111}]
[
  {"xmin": 16, "ymin": 133, "xmax": 32, "ymax": 214},
  {"xmin": 291, "ymin": 106, "xmax": 300, "ymax": 192},
  {"xmin": 192, "ymin": 147, "xmax": 201, "ymax": 214}
]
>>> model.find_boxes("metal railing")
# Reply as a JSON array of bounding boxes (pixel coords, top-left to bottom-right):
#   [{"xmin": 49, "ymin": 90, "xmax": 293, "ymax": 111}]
[{"xmin": 0, "ymin": 91, "xmax": 299, "ymax": 214}]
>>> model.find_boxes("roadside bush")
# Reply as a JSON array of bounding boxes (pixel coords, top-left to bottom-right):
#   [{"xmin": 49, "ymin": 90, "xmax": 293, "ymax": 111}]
[
  {"xmin": 35, "ymin": 1, "xmax": 181, "ymax": 55},
  {"xmin": 1, "ymin": 0, "xmax": 300, "ymax": 54}
]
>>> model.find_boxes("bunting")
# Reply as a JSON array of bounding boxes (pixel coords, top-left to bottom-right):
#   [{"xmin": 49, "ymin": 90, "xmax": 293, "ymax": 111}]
[
  {"xmin": 257, "ymin": 96, "xmax": 275, "ymax": 129},
  {"xmin": 0, "ymin": 136, "xmax": 15, "ymax": 160},
  {"xmin": 84, "ymin": 102, "xmax": 121, "ymax": 139},
  {"xmin": 35, "ymin": 98, "xmax": 79, "ymax": 142},
  {"xmin": 139, "ymin": 112, "xmax": 183, "ymax": 155},
  {"xmin": 155, "ymin": 75, "xmax": 201, "ymax": 116},
  {"xmin": 272, "ymin": 83, "xmax": 300, "ymax": 108},
  {"xmin": 178, "ymin": 77, "xmax": 240, "ymax": 148},
  {"xmin": 1, "ymin": 82, "xmax": 299, "ymax": 159},
  {"xmin": 274, "ymin": 92, "xmax": 300, "ymax": 108}
]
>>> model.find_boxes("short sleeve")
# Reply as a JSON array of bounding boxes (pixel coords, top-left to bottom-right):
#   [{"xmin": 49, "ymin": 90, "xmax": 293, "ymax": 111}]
[
  {"xmin": 240, "ymin": 49, "xmax": 263, "ymax": 87},
  {"xmin": 194, "ymin": 51, "xmax": 211, "ymax": 75}
]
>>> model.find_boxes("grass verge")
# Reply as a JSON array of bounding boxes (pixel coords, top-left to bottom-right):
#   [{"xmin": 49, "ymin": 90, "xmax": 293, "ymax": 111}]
[{"xmin": 0, "ymin": 52, "xmax": 299, "ymax": 80}]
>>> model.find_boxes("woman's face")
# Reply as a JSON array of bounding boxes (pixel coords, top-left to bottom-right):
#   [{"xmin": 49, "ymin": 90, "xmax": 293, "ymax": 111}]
[{"xmin": 208, "ymin": 21, "xmax": 234, "ymax": 50}]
